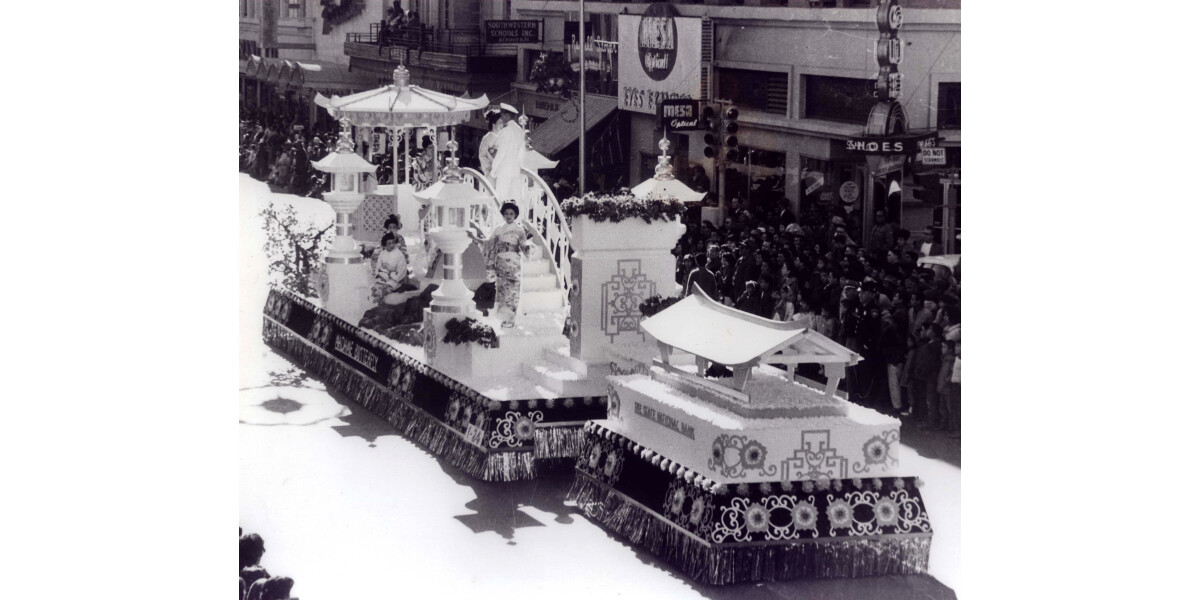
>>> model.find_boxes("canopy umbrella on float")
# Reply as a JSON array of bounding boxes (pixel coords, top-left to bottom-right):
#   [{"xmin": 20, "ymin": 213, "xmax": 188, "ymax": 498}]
[
  {"xmin": 630, "ymin": 138, "xmax": 706, "ymax": 204},
  {"xmin": 315, "ymin": 65, "xmax": 489, "ymax": 230}
]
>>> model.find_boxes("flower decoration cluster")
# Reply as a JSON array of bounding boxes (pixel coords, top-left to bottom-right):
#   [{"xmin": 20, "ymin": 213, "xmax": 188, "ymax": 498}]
[
  {"xmin": 638, "ymin": 294, "xmax": 682, "ymax": 318},
  {"xmin": 441, "ymin": 317, "xmax": 499, "ymax": 348},
  {"xmin": 561, "ymin": 191, "xmax": 687, "ymax": 225},
  {"xmin": 528, "ymin": 52, "xmax": 578, "ymax": 97}
]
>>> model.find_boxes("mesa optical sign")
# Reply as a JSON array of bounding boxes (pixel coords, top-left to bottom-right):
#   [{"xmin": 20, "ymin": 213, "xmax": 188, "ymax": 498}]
[
  {"xmin": 618, "ymin": 3, "xmax": 702, "ymax": 116},
  {"xmin": 874, "ymin": 0, "xmax": 904, "ymax": 101}
]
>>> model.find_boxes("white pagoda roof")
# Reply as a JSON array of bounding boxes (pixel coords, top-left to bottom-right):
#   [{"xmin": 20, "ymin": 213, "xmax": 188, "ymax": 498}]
[{"xmin": 641, "ymin": 287, "xmax": 861, "ymax": 369}]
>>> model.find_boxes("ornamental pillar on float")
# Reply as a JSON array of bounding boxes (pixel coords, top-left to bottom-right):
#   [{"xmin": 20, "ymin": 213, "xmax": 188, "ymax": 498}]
[
  {"xmin": 312, "ymin": 117, "xmax": 377, "ymax": 325},
  {"xmin": 568, "ymin": 138, "xmax": 690, "ymax": 364},
  {"xmin": 414, "ymin": 139, "xmax": 493, "ymax": 369}
]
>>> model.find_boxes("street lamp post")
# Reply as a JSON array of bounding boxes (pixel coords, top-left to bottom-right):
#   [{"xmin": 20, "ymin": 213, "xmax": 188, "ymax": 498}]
[{"xmin": 578, "ymin": 0, "xmax": 586, "ymax": 197}]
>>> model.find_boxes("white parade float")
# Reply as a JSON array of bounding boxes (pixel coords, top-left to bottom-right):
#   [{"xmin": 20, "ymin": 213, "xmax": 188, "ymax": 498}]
[{"xmin": 567, "ymin": 287, "xmax": 933, "ymax": 584}]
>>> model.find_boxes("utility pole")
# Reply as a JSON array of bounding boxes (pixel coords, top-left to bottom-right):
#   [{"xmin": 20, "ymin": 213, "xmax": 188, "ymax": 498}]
[{"xmin": 578, "ymin": 0, "xmax": 586, "ymax": 197}]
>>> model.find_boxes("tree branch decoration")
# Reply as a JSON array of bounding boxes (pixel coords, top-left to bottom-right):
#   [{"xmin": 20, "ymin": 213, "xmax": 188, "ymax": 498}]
[
  {"xmin": 260, "ymin": 202, "xmax": 334, "ymax": 299},
  {"xmin": 442, "ymin": 317, "xmax": 500, "ymax": 349},
  {"xmin": 561, "ymin": 190, "xmax": 687, "ymax": 225}
]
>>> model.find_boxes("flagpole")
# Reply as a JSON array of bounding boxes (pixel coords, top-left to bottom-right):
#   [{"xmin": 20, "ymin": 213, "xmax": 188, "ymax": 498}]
[{"xmin": 578, "ymin": 0, "xmax": 586, "ymax": 197}]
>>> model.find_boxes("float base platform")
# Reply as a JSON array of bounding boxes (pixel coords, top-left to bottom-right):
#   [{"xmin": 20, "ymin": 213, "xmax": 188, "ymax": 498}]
[
  {"xmin": 566, "ymin": 422, "xmax": 932, "ymax": 585},
  {"xmin": 263, "ymin": 288, "xmax": 606, "ymax": 481}
]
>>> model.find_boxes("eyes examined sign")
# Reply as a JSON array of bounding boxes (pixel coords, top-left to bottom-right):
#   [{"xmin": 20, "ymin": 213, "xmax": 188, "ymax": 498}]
[{"xmin": 618, "ymin": 4, "xmax": 702, "ymax": 116}]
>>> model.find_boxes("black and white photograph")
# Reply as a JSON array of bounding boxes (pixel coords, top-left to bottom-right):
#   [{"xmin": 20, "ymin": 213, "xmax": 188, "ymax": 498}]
[
  {"xmin": 237, "ymin": 2, "xmax": 960, "ymax": 598},
  {"xmin": 8, "ymin": 1, "xmax": 1198, "ymax": 599}
]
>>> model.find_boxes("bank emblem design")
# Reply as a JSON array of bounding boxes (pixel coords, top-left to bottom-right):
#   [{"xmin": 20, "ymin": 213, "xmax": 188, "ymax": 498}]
[
  {"xmin": 781, "ymin": 430, "xmax": 849, "ymax": 481},
  {"xmin": 601, "ymin": 259, "xmax": 654, "ymax": 341}
]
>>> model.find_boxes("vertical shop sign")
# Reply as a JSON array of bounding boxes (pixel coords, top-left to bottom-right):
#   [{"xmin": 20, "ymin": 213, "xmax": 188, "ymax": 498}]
[{"xmin": 874, "ymin": 0, "xmax": 903, "ymax": 101}]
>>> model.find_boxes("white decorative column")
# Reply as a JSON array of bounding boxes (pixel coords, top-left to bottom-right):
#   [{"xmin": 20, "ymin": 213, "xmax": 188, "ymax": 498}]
[
  {"xmin": 414, "ymin": 139, "xmax": 493, "ymax": 371},
  {"xmin": 312, "ymin": 118, "xmax": 377, "ymax": 325}
]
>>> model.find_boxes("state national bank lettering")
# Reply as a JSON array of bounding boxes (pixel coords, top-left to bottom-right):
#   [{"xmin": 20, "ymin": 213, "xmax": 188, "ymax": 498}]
[
  {"xmin": 333, "ymin": 334, "xmax": 379, "ymax": 373},
  {"xmin": 634, "ymin": 401, "xmax": 696, "ymax": 439}
]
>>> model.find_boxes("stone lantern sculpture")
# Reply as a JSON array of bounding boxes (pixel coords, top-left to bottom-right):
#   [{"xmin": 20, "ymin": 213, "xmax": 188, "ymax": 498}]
[
  {"xmin": 413, "ymin": 138, "xmax": 493, "ymax": 369},
  {"xmin": 312, "ymin": 117, "xmax": 378, "ymax": 324}
]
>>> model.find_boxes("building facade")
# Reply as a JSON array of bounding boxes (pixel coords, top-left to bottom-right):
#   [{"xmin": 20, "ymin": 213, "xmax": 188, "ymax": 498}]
[{"xmin": 510, "ymin": 0, "xmax": 960, "ymax": 250}]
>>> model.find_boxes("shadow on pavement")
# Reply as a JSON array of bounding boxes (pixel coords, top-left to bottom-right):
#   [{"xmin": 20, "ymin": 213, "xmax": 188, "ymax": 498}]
[{"xmin": 274, "ymin": 351, "xmax": 956, "ymax": 598}]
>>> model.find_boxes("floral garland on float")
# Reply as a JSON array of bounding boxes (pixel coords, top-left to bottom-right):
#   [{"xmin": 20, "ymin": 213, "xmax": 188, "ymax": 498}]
[
  {"xmin": 442, "ymin": 317, "xmax": 500, "ymax": 349},
  {"xmin": 560, "ymin": 190, "xmax": 687, "ymax": 225}
]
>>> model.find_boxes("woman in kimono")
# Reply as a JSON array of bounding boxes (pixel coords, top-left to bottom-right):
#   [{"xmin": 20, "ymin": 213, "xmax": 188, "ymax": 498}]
[
  {"xmin": 370, "ymin": 232, "xmax": 410, "ymax": 304},
  {"xmin": 468, "ymin": 202, "xmax": 534, "ymax": 327}
]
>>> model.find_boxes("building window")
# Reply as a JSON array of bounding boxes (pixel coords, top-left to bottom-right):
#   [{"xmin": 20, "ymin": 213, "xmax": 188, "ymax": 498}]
[
  {"xmin": 804, "ymin": 75, "xmax": 875, "ymax": 123},
  {"xmin": 717, "ymin": 68, "xmax": 788, "ymax": 116},
  {"xmin": 240, "ymin": 0, "xmax": 247, "ymax": 17},
  {"xmin": 937, "ymin": 82, "xmax": 961, "ymax": 129},
  {"xmin": 286, "ymin": 0, "xmax": 303, "ymax": 19}
]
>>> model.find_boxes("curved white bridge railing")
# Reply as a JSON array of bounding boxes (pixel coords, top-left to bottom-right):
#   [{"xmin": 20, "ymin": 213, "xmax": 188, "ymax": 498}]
[{"xmin": 458, "ymin": 167, "xmax": 573, "ymax": 308}]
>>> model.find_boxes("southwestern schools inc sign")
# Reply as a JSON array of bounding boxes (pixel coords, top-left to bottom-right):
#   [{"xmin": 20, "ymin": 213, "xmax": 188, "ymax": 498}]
[{"xmin": 618, "ymin": 4, "xmax": 702, "ymax": 116}]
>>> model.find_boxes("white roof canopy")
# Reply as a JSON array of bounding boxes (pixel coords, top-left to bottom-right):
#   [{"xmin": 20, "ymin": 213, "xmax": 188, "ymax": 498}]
[{"xmin": 641, "ymin": 287, "xmax": 862, "ymax": 396}]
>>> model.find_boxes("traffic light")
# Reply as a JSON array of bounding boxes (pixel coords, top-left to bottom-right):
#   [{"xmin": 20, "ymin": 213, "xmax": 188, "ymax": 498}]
[
  {"xmin": 720, "ymin": 104, "xmax": 739, "ymax": 158},
  {"xmin": 702, "ymin": 105, "xmax": 719, "ymax": 158}
]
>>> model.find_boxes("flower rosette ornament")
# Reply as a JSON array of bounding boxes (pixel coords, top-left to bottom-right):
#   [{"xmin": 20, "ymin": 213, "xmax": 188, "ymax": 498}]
[
  {"xmin": 689, "ymin": 496, "xmax": 707, "ymax": 526},
  {"xmin": 668, "ymin": 486, "xmax": 687, "ymax": 516},
  {"xmin": 741, "ymin": 441, "xmax": 768, "ymax": 471},
  {"xmin": 790, "ymin": 500, "xmax": 819, "ymax": 534},
  {"xmin": 587, "ymin": 443, "xmax": 604, "ymax": 470},
  {"xmin": 307, "ymin": 318, "xmax": 333, "ymax": 347},
  {"xmin": 873, "ymin": 496, "xmax": 900, "ymax": 528},
  {"xmin": 445, "ymin": 396, "xmax": 462, "ymax": 424},
  {"xmin": 827, "ymin": 498, "xmax": 854, "ymax": 532},
  {"xmin": 514, "ymin": 415, "xmax": 536, "ymax": 441},
  {"xmin": 744, "ymin": 503, "xmax": 770, "ymax": 534}
]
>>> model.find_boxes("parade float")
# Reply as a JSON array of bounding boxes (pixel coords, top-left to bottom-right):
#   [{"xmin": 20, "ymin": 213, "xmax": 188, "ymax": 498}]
[
  {"xmin": 263, "ymin": 67, "xmax": 694, "ymax": 481},
  {"xmin": 566, "ymin": 288, "xmax": 933, "ymax": 584}
]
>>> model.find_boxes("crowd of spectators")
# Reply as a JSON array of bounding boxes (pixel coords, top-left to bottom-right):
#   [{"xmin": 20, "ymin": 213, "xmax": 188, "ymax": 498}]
[
  {"xmin": 674, "ymin": 196, "xmax": 961, "ymax": 438},
  {"xmin": 240, "ymin": 107, "xmax": 338, "ymax": 199},
  {"xmin": 240, "ymin": 528, "xmax": 299, "ymax": 600}
]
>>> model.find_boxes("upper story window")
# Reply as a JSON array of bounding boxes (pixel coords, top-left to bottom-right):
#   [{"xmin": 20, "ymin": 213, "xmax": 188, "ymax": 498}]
[
  {"xmin": 717, "ymin": 68, "xmax": 788, "ymax": 116},
  {"xmin": 937, "ymin": 82, "xmax": 961, "ymax": 129},
  {"xmin": 286, "ymin": 0, "xmax": 304, "ymax": 19},
  {"xmin": 804, "ymin": 75, "xmax": 875, "ymax": 123},
  {"xmin": 240, "ymin": 0, "xmax": 257, "ymax": 18}
]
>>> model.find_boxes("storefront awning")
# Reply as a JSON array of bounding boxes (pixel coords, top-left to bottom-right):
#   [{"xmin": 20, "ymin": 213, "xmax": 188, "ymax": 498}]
[
  {"xmin": 529, "ymin": 94, "xmax": 617, "ymax": 157},
  {"xmin": 290, "ymin": 61, "xmax": 378, "ymax": 92}
]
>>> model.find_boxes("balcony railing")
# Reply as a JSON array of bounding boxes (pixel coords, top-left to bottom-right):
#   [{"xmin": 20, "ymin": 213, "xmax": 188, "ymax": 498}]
[{"xmin": 347, "ymin": 25, "xmax": 486, "ymax": 57}]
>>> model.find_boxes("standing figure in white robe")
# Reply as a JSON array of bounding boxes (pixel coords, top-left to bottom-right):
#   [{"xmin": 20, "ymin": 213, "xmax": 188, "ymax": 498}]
[
  {"xmin": 489, "ymin": 104, "xmax": 527, "ymax": 215},
  {"xmin": 478, "ymin": 108, "xmax": 503, "ymax": 179}
]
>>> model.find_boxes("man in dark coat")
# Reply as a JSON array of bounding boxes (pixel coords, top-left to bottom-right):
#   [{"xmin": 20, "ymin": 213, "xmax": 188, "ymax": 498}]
[
  {"xmin": 684, "ymin": 255, "xmax": 719, "ymax": 299},
  {"xmin": 909, "ymin": 323, "xmax": 944, "ymax": 428},
  {"xmin": 731, "ymin": 245, "xmax": 760, "ymax": 293}
]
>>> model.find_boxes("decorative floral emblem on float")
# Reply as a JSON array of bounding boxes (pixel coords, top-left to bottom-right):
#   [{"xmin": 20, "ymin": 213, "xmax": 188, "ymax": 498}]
[
  {"xmin": 307, "ymin": 318, "xmax": 333, "ymax": 347},
  {"xmin": 489, "ymin": 410, "xmax": 544, "ymax": 448},
  {"xmin": 826, "ymin": 498, "xmax": 854, "ymax": 531},
  {"xmin": 709, "ymin": 434, "xmax": 778, "ymax": 478},
  {"xmin": 661, "ymin": 479, "xmax": 714, "ymax": 538},
  {"xmin": 853, "ymin": 429, "xmax": 899, "ymax": 474},
  {"xmin": 790, "ymin": 500, "xmax": 819, "ymax": 533},
  {"xmin": 744, "ymin": 503, "xmax": 770, "ymax": 534},
  {"xmin": 265, "ymin": 293, "xmax": 293, "ymax": 322},
  {"xmin": 387, "ymin": 365, "xmax": 416, "ymax": 400},
  {"xmin": 578, "ymin": 437, "xmax": 626, "ymax": 485}
]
